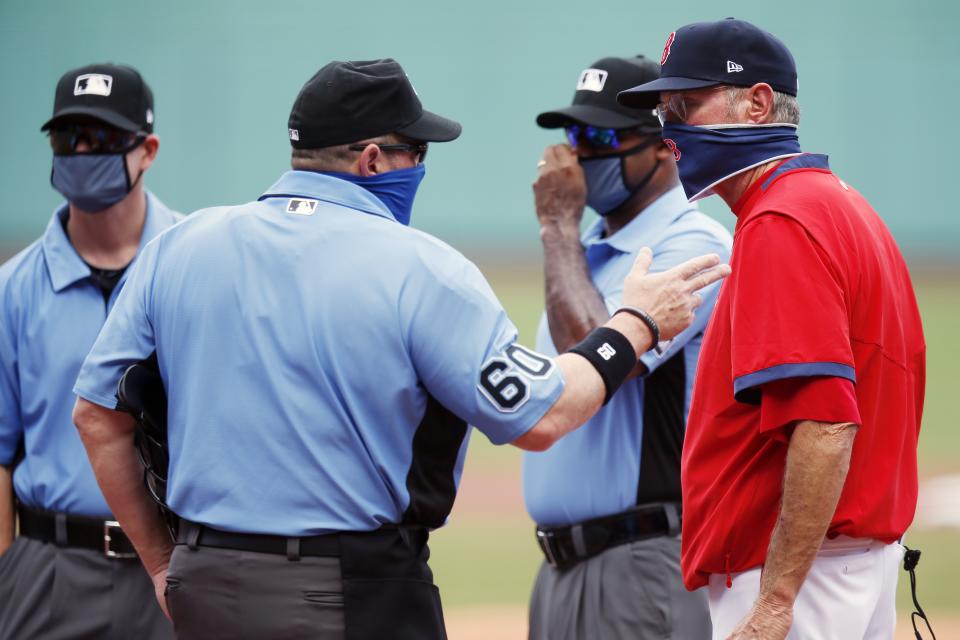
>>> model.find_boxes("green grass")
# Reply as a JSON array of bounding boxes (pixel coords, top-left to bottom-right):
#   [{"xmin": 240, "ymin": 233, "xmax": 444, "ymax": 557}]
[
  {"xmin": 430, "ymin": 265, "xmax": 960, "ymax": 615},
  {"xmin": 430, "ymin": 513, "xmax": 541, "ymax": 608},
  {"xmin": 913, "ymin": 279, "xmax": 960, "ymax": 475},
  {"xmin": 895, "ymin": 528, "xmax": 959, "ymax": 614}
]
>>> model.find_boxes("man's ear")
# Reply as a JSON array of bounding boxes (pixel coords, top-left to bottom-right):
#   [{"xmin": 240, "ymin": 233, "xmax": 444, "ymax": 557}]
[
  {"xmin": 136, "ymin": 134, "xmax": 160, "ymax": 173},
  {"xmin": 745, "ymin": 83, "xmax": 776, "ymax": 124},
  {"xmin": 358, "ymin": 143, "xmax": 382, "ymax": 177},
  {"xmin": 653, "ymin": 139, "xmax": 674, "ymax": 161}
]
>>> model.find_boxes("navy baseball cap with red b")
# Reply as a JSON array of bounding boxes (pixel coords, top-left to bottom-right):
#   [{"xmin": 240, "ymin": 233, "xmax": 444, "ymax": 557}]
[{"xmin": 617, "ymin": 18, "xmax": 798, "ymax": 108}]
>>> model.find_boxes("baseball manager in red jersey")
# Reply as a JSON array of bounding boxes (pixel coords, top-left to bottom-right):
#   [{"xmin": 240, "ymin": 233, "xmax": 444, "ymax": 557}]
[{"xmin": 618, "ymin": 17, "xmax": 926, "ymax": 640}]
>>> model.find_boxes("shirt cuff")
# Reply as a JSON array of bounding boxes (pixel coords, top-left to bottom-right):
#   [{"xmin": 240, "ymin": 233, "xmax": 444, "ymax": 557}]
[
  {"xmin": 73, "ymin": 385, "xmax": 121, "ymax": 411},
  {"xmin": 759, "ymin": 376, "xmax": 861, "ymax": 442}
]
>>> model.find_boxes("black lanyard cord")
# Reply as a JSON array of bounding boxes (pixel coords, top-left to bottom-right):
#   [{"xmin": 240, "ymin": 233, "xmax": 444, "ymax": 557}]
[{"xmin": 903, "ymin": 546, "xmax": 936, "ymax": 640}]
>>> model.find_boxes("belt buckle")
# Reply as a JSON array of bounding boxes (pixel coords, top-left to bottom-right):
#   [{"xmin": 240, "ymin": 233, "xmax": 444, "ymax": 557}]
[
  {"xmin": 536, "ymin": 529, "xmax": 559, "ymax": 568},
  {"xmin": 104, "ymin": 520, "xmax": 137, "ymax": 559}
]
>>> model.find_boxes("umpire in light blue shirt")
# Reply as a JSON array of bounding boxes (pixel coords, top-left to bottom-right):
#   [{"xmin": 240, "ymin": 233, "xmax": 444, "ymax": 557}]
[
  {"xmin": 523, "ymin": 55, "xmax": 732, "ymax": 640},
  {"xmin": 0, "ymin": 64, "xmax": 177, "ymax": 638},
  {"xmin": 70, "ymin": 58, "xmax": 729, "ymax": 640}
]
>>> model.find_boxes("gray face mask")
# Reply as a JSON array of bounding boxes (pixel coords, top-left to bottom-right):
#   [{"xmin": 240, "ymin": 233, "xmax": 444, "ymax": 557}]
[
  {"xmin": 579, "ymin": 138, "xmax": 661, "ymax": 216},
  {"xmin": 51, "ymin": 153, "xmax": 139, "ymax": 213}
]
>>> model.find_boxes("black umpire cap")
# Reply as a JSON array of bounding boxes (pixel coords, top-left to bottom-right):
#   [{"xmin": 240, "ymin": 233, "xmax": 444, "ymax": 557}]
[
  {"xmin": 618, "ymin": 18, "xmax": 798, "ymax": 108},
  {"xmin": 537, "ymin": 55, "xmax": 661, "ymax": 131},
  {"xmin": 41, "ymin": 63, "xmax": 155, "ymax": 133},
  {"xmin": 288, "ymin": 58, "xmax": 462, "ymax": 149}
]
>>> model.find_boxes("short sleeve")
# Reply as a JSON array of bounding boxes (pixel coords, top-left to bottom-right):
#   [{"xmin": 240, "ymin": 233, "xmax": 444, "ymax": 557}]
[
  {"xmin": 759, "ymin": 376, "xmax": 862, "ymax": 442},
  {"xmin": 73, "ymin": 239, "xmax": 161, "ymax": 409},
  {"xmin": 402, "ymin": 250, "xmax": 564, "ymax": 445},
  {"xmin": 730, "ymin": 214, "xmax": 855, "ymax": 404},
  {"xmin": 0, "ymin": 289, "xmax": 21, "ymax": 465}
]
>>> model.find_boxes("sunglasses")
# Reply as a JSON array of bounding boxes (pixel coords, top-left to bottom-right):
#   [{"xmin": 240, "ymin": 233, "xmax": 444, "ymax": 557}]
[
  {"xmin": 49, "ymin": 124, "xmax": 147, "ymax": 155},
  {"xmin": 656, "ymin": 86, "xmax": 732, "ymax": 125},
  {"xmin": 348, "ymin": 142, "xmax": 428, "ymax": 164},
  {"xmin": 565, "ymin": 125, "xmax": 653, "ymax": 150}
]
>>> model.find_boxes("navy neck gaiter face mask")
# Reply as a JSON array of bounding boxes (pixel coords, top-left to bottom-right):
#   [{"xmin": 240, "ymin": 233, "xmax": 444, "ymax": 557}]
[
  {"xmin": 660, "ymin": 123, "xmax": 802, "ymax": 201},
  {"xmin": 324, "ymin": 164, "xmax": 426, "ymax": 226},
  {"xmin": 51, "ymin": 153, "xmax": 140, "ymax": 213}
]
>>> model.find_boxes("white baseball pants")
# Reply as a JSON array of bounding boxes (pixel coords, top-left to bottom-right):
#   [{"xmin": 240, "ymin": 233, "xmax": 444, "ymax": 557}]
[{"xmin": 707, "ymin": 536, "xmax": 904, "ymax": 640}]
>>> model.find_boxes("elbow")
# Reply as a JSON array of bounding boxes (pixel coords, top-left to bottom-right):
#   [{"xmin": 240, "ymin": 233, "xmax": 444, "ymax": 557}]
[
  {"xmin": 72, "ymin": 397, "xmax": 96, "ymax": 436},
  {"xmin": 72, "ymin": 397, "xmax": 124, "ymax": 445},
  {"xmin": 512, "ymin": 423, "xmax": 558, "ymax": 452}
]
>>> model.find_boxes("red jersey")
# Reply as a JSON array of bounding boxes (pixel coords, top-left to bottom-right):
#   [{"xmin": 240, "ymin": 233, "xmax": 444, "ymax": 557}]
[{"xmin": 681, "ymin": 154, "xmax": 926, "ymax": 590}]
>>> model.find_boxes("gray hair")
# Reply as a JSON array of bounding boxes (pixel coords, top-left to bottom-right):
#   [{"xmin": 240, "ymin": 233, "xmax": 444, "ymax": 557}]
[
  {"xmin": 725, "ymin": 86, "xmax": 800, "ymax": 125},
  {"xmin": 291, "ymin": 133, "xmax": 401, "ymax": 172}
]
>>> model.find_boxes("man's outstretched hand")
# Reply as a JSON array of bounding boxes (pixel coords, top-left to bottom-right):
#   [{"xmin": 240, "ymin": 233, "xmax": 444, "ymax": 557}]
[{"xmin": 622, "ymin": 248, "xmax": 730, "ymax": 342}]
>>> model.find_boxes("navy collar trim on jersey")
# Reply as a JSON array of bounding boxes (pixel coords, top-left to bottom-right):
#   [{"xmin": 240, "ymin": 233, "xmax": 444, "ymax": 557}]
[{"xmin": 761, "ymin": 154, "xmax": 830, "ymax": 192}]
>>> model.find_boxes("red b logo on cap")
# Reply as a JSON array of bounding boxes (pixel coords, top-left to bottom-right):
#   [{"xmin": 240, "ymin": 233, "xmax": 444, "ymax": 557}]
[
  {"xmin": 664, "ymin": 138, "xmax": 681, "ymax": 162},
  {"xmin": 661, "ymin": 32, "xmax": 676, "ymax": 65}
]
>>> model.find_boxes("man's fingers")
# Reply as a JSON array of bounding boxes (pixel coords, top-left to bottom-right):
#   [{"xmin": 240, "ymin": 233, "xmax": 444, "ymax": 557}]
[
  {"xmin": 670, "ymin": 253, "xmax": 722, "ymax": 280},
  {"xmin": 683, "ymin": 263, "xmax": 732, "ymax": 292},
  {"xmin": 545, "ymin": 144, "xmax": 579, "ymax": 171},
  {"xmin": 556, "ymin": 144, "xmax": 578, "ymax": 162},
  {"xmin": 545, "ymin": 144, "xmax": 568, "ymax": 164},
  {"xmin": 536, "ymin": 148, "xmax": 561, "ymax": 175},
  {"xmin": 630, "ymin": 247, "xmax": 653, "ymax": 277}
]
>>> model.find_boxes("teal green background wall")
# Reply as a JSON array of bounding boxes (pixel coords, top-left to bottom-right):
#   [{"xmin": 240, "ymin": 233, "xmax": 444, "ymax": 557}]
[{"xmin": 1, "ymin": 0, "xmax": 957, "ymax": 258}]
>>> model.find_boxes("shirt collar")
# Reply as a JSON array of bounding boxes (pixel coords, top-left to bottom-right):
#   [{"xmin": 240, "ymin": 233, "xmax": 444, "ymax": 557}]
[
  {"xmin": 41, "ymin": 190, "xmax": 178, "ymax": 292},
  {"xmin": 259, "ymin": 170, "xmax": 397, "ymax": 222},
  {"xmin": 581, "ymin": 185, "xmax": 695, "ymax": 253},
  {"xmin": 731, "ymin": 154, "xmax": 830, "ymax": 222}
]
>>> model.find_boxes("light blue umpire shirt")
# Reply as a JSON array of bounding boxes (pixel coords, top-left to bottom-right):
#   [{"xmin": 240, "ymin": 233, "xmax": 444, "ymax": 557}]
[
  {"xmin": 74, "ymin": 170, "xmax": 565, "ymax": 536},
  {"xmin": 0, "ymin": 192, "xmax": 181, "ymax": 517},
  {"xmin": 523, "ymin": 185, "xmax": 732, "ymax": 526}
]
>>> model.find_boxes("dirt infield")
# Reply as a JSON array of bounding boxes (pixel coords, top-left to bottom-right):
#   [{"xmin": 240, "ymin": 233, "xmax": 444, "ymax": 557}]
[{"xmin": 444, "ymin": 605, "xmax": 957, "ymax": 639}]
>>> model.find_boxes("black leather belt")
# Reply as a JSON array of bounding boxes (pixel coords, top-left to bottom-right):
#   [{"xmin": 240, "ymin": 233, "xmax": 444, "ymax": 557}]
[
  {"xmin": 176, "ymin": 519, "xmax": 340, "ymax": 559},
  {"xmin": 535, "ymin": 503, "xmax": 681, "ymax": 570},
  {"xmin": 17, "ymin": 505, "xmax": 138, "ymax": 559}
]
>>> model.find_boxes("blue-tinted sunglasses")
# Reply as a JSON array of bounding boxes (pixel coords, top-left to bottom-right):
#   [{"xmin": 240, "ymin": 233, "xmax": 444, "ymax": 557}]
[{"xmin": 566, "ymin": 125, "xmax": 660, "ymax": 150}]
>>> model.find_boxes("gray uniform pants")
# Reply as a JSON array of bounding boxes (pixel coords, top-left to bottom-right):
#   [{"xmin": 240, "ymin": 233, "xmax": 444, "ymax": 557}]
[
  {"xmin": 0, "ymin": 536, "xmax": 172, "ymax": 640},
  {"xmin": 165, "ymin": 544, "xmax": 346, "ymax": 640},
  {"xmin": 528, "ymin": 535, "xmax": 711, "ymax": 640}
]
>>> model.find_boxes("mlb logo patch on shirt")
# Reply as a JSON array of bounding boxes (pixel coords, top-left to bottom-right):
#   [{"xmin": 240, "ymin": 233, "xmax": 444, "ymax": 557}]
[
  {"xmin": 286, "ymin": 198, "xmax": 317, "ymax": 215},
  {"xmin": 74, "ymin": 74, "xmax": 113, "ymax": 96}
]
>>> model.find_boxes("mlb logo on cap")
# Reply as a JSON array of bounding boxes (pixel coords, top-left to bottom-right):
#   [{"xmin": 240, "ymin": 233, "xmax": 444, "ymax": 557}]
[
  {"xmin": 536, "ymin": 55, "xmax": 663, "ymax": 131},
  {"xmin": 42, "ymin": 63, "xmax": 155, "ymax": 134},
  {"xmin": 74, "ymin": 74, "xmax": 113, "ymax": 97},
  {"xmin": 576, "ymin": 69, "xmax": 608, "ymax": 93}
]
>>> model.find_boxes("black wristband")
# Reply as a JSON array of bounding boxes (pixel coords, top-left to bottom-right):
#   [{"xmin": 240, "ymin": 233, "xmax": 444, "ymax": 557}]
[
  {"xmin": 567, "ymin": 327, "xmax": 637, "ymax": 405},
  {"xmin": 613, "ymin": 306, "xmax": 660, "ymax": 352}
]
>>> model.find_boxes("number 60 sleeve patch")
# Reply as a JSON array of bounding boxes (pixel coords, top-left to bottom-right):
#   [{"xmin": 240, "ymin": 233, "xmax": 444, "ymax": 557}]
[{"xmin": 477, "ymin": 344, "xmax": 554, "ymax": 413}]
